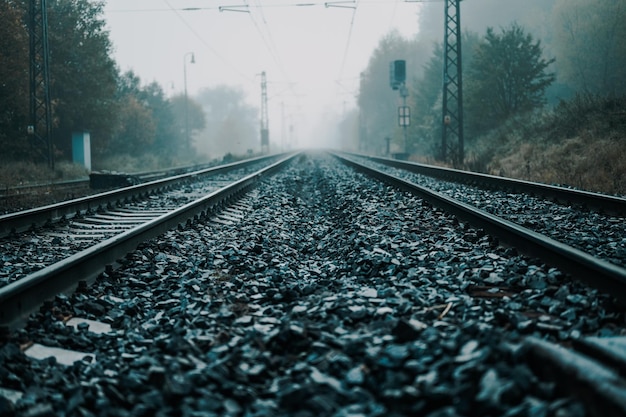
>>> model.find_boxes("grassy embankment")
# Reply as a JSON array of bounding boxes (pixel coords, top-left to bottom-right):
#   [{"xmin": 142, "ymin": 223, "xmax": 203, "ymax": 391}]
[
  {"xmin": 1, "ymin": 95, "xmax": 625, "ymax": 196},
  {"xmin": 0, "ymin": 153, "xmax": 213, "ymax": 189},
  {"xmin": 465, "ymin": 95, "xmax": 626, "ymax": 196}
]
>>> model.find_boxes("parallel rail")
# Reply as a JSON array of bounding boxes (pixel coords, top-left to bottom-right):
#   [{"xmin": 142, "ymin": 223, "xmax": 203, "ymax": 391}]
[
  {"xmin": 0, "ymin": 157, "xmax": 225, "ymax": 198},
  {"xmin": 335, "ymin": 153, "xmax": 626, "ymax": 303},
  {"xmin": 0, "ymin": 178, "xmax": 90, "ymax": 197},
  {"xmin": 0, "ymin": 154, "xmax": 279, "ymax": 238},
  {"xmin": 4, "ymin": 151, "xmax": 625, "ymax": 415},
  {"xmin": 354, "ymin": 153, "xmax": 626, "ymax": 215},
  {"xmin": 0, "ymin": 154, "xmax": 296, "ymax": 330}
]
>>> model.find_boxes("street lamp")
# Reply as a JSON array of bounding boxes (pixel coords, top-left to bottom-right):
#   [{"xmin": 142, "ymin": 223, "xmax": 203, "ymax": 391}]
[{"xmin": 183, "ymin": 52, "xmax": 195, "ymax": 151}]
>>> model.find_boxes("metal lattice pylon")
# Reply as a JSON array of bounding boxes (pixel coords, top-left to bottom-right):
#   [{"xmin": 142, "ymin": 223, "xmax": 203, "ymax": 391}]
[
  {"xmin": 260, "ymin": 71, "xmax": 270, "ymax": 153},
  {"xmin": 29, "ymin": 0, "xmax": 54, "ymax": 168},
  {"xmin": 441, "ymin": 0, "xmax": 464, "ymax": 166}
]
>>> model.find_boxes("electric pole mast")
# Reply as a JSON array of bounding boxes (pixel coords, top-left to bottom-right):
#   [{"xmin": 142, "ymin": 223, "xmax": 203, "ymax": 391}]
[
  {"xmin": 442, "ymin": 0, "xmax": 464, "ymax": 167},
  {"xmin": 29, "ymin": 0, "xmax": 54, "ymax": 169},
  {"xmin": 260, "ymin": 71, "xmax": 269, "ymax": 154}
]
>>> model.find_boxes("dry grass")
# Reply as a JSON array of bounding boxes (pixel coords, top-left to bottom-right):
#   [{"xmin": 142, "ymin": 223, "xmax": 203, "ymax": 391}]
[
  {"xmin": 92, "ymin": 154, "xmax": 165, "ymax": 173},
  {"xmin": 0, "ymin": 150, "xmax": 218, "ymax": 189},
  {"xmin": 93, "ymin": 152, "xmax": 218, "ymax": 174},
  {"xmin": 491, "ymin": 136, "xmax": 626, "ymax": 195},
  {"xmin": 469, "ymin": 95, "xmax": 626, "ymax": 196},
  {"xmin": 0, "ymin": 160, "xmax": 89, "ymax": 188}
]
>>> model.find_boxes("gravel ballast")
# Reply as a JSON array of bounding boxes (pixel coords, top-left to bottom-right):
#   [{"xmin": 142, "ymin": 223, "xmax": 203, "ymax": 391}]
[
  {"xmin": 354, "ymin": 157, "xmax": 626, "ymax": 268},
  {"xmin": 0, "ymin": 166, "xmax": 269, "ymax": 289},
  {"xmin": 1, "ymin": 153, "xmax": 624, "ymax": 416}
]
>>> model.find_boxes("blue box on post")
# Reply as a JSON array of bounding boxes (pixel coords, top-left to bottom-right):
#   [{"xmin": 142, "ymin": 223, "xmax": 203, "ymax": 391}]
[{"xmin": 72, "ymin": 131, "xmax": 91, "ymax": 171}]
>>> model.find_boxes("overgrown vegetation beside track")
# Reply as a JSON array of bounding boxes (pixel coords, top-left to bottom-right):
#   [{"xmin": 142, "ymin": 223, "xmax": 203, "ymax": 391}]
[
  {"xmin": 352, "ymin": 0, "xmax": 626, "ymax": 196},
  {"xmin": 464, "ymin": 95, "xmax": 626, "ymax": 196},
  {"xmin": 0, "ymin": 161, "xmax": 89, "ymax": 188}
]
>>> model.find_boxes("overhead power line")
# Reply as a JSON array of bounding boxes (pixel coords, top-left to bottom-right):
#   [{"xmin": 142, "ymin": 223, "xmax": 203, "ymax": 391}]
[
  {"xmin": 243, "ymin": 0, "xmax": 294, "ymax": 85},
  {"xmin": 108, "ymin": 0, "xmax": 445, "ymax": 13},
  {"xmin": 162, "ymin": 0, "xmax": 255, "ymax": 84},
  {"xmin": 336, "ymin": 0, "xmax": 359, "ymax": 81}
]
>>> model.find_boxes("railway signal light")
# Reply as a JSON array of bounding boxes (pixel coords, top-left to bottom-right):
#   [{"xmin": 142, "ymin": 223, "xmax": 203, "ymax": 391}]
[
  {"xmin": 389, "ymin": 60, "xmax": 406, "ymax": 91},
  {"xmin": 389, "ymin": 59, "xmax": 409, "ymax": 156},
  {"xmin": 398, "ymin": 106, "xmax": 410, "ymax": 127}
]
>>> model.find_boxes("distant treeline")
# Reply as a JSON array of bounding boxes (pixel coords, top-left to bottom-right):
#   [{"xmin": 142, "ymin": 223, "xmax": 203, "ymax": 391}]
[
  {"xmin": 344, "ymin": 0, "xmax": 626, "ymax": 170},
  {"xmin": 0, "ymin": 0, "xmax": 258, "ymax": 171}
]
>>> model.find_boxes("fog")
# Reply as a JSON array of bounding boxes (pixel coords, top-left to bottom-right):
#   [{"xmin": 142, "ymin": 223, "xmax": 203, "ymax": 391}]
[
  {"xmin": 418, "ymin": 0, "xmax": 554, "ymax": 40},
  {"xmin": 104, "ymin": 0, "xmax": 420, "ymax": 155},
  {"xmin": 103, "ymin": 0, "xmax": 602, "ymax": 158}
]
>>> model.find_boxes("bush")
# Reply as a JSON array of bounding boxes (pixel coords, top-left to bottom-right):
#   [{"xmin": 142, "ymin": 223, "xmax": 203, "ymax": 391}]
[
  {"xmin": 466, "ymin": 95, "xmax": 626, "ymax": 196},
  {"xmin": 0, "ymin": 161, "xmax": 89, "ymax": 187}
]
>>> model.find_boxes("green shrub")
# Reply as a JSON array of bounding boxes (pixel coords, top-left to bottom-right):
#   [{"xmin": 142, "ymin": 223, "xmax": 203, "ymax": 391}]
[{"xmin": 466, "ymin": 94, "xmax": 626, "ymax": 196}]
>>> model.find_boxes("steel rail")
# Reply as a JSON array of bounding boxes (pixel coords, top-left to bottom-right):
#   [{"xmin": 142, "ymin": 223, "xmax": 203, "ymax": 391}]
[
  {"xmin": 0, "ymin": 178, "xmax": 89, "ymax": 196},
  {"xmin": 335, "ymin": 153, "xmax": 626, "ymax": 303},
  {"xmin": 0, "ymin": 154, "xmax": 279, "ymax": 238},
  {"xmin": 523, "ymin": 336, "xmax": 626, "ymax": 417},
  {"xmin": 0, "ymin": 155, "xmax": 256, "ymax": 197},
  {"xmin": 0, "ymin": 153, "xmax": 296, "ymax": 330},
  {"xmin": 351, "ymin": 153, "xmax": 626, "ymax": 215}
]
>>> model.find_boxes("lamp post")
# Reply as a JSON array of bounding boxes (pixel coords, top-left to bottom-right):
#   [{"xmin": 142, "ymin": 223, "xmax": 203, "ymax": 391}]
[{"xmin": 183, "ymin": 52, "xmax": 195, "ymax": 151}]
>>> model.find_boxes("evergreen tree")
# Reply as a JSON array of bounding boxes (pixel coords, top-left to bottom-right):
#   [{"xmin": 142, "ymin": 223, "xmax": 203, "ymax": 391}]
[
  {"xmin": 357, "ymin": 31, "xmax": 429, "ymax": 155},
  {"xmin": 44, "ymin": 0, "xmax": 118, "ymax": 158},
  {"xmin": 194, "ymin": 86, "xmax": 257, "ymax": 158},
  {"xmin": 0, "ymin": 0, "xmax": 29, "ymax": 161},
  {"xmin": 465, "ymin": 24, "xmax": 555, "ymax": 135},
  {"xmin": 553, "ymin": 0, "xmax": 626, "ymax": 97}
]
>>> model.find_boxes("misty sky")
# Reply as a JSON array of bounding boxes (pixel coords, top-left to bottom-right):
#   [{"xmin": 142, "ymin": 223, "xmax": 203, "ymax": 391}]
[
  {"xmin": 103, "ymin": 0, "xmax": 548, "ymax": 149},
  {"xmin": 103, "ymin": 0, "xmax": 421, "ymax": 148}
]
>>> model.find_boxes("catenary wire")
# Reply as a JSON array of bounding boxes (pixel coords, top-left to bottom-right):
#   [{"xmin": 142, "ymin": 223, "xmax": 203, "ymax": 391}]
[{"xmin": 162, "ymin": 0, "xmax": 257, "ymax": 85}]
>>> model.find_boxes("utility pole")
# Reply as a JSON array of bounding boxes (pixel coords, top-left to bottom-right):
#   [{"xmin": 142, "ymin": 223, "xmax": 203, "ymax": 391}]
[
  {"xmin": 28, "ymin": 0, "xmax": 54, "ymax": 169},
  {"xmin": 442, "ymin": 0, "xmax": 464, "ymax": 167},
  {"xmin": 260, "ymin": 71, "xmax": 269, "ymax": 154},
  {"xmin": 281, "ymin": 101, "xmax": 286, "ymax": 151},
  {"xmin": 399, "ymin": 83, "xmax": 409, "ymax": 157},
  {"xmin": 183, "ymin": 52, "xmax": 195, "ymax": 153}
]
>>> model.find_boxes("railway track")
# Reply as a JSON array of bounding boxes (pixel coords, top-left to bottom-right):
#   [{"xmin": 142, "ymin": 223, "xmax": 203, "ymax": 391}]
[
  {"xmin": 354, "ymin": 153, "xmax": 626, "ymax": 215},
  {"xmin": 1, "ymin": 151, "xmax": 625, "ymax": 416},
  {"xmin": 338, "ymin": 152, "xmax": 626, "ymax": 292},
  {"xmin": 0, "ymin": 154, "xmax": 295, "ymax": 330},
  {"xmin": 0, "ymin": 159, "xmax": 224, "ymax": 214},
  {"xmin": 354, "ymin": 154, "xmax": 626, "ymax": 272},
  {"xmin": 0, "ymin": 154, "xmax": 282, "ymax": 238},
  {"xmin": 0, "ymin": 179, "xmax": 92, "ymax": 216}
]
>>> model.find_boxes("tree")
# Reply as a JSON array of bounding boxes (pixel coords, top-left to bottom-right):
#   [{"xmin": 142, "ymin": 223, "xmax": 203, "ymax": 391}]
[
  {"xmin": 553, "ymin": 0, "xmax": 626, "ymax": 97},
  {"xmin": 47, "ymin": 0, "xmax": 118, "ymax": 158},
  {"xmin": 107, "ymin": 95, "xmax": 156, "ymax": 158},
  {"xmin": 169, "ymin": 94, "xmax": 206, "ymax": 156},
  {"xmin": 417, "ymin": 0, "xmax": 557, "ymax": 42},
  {"xmin": 465, "ymin": 24, "xmax": 555, "ymax": 135},
  {"xmin": 139, "ymin": 82, "xmax": 180, "ymax": 163},
  {"xmin": 411, "ymin": 31, "xmax": 481, "ymax": 157},
  {"xmin": 104, "ymin": 72, "xmax": 195, "ymax": 165},
  {"xmin": 0, "ymin": 0, "xmax": 29, "ymax": 161},
  {"xmin": 357, "ymin": 31, "xmax": 430, "ymax": 155},
  {"xmin": 194, "ymin": 86, "xmax": 258, "ymax": 158}
]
